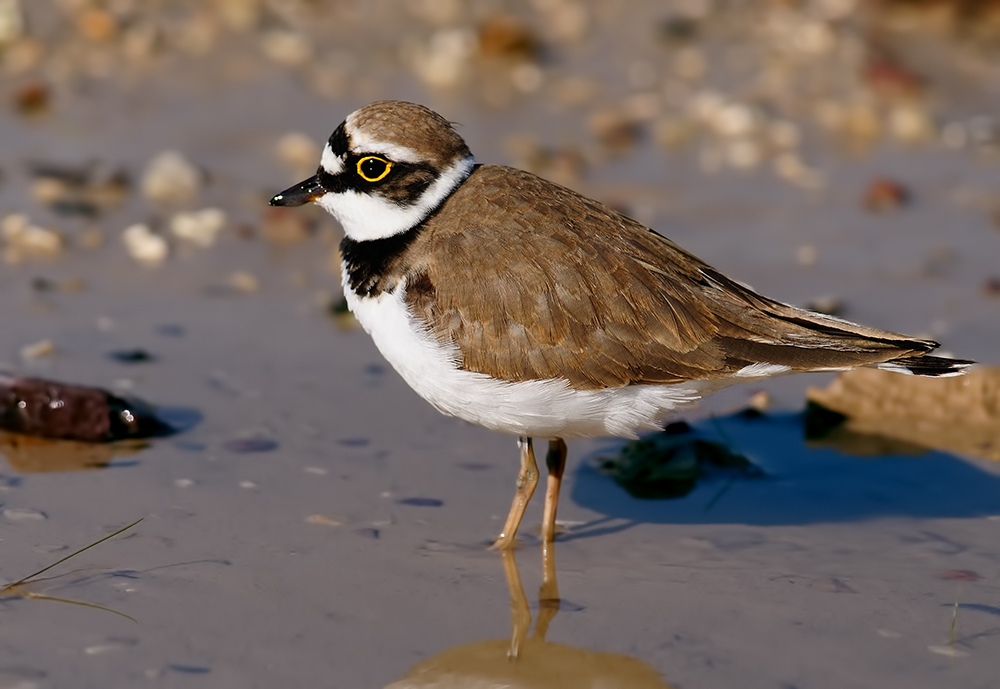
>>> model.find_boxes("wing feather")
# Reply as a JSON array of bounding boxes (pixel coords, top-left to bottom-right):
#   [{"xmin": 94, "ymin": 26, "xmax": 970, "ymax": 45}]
[{"xmin": 401, "ymin": 165, "xmax": 937, "ymax": 390}]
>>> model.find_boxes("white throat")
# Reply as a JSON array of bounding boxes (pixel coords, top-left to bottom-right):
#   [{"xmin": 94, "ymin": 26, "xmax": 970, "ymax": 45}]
[{"xmin": 316, "ymin": 155, "xmax": 475, "ymax": 241}]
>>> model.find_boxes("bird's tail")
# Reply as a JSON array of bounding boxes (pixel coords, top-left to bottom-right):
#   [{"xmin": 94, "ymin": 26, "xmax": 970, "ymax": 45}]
[{"xmin": 875, "ymin": 355, "xmax": 975, "ymax": 378}]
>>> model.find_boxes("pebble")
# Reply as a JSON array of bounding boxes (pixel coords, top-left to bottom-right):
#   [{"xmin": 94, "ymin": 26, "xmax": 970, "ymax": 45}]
[
  {"xmin": 477, "ymin": 14, "xmax": 539, "ymax": 59},
  {"xmin": 540, "ymin": 0, "xmax": 589, "ymax": 43},
  {"xmin": 76, "ymin": 8, "xmax": 117, "ymax": 42},
  {"xmin": 888, "ymin": 105, "xmax": 933, "ymax": 143},
  {"xmin": 0, "ymin": 0, "xmax": 24, "ymax": 44},
  {"xmin": 122, "ymin": 223, "xmax": 168, "ymax": 265},
  {"xmin": 305, "ymin": 514, "xmax": 342, "ymax": 527},
  {"xmin": 746, "ymin": 390, "xmax": 772, "ymax": 412},
  {"xmin": 3, "ymin": 507, "xmax": 47, "ymax": 521},
  {"xmin": 275, "ymin": 132, "xmax": 318, "ymax": 172},
  {"xmin": 713, "ymin": 102, "xmax": 757, "ymax": 137},
  {"xmin": 411, "ymin": 28, "xmax": 475, "ymax": 90},
  {"xmin": 774, "ymin": 153, "xmax": 825, "ymax": 190},
  {"xmin": 228, "ymin": 271, "xmax": 259, "ymax": 293},
  {"xmin": 724, "ymin": 138, "xmax": 763, "ymax": 169},
  {"xmin": 141, "ymin": 151, "xmax": 201, "ymax": 205},
  {"xmin": 797, "ymin": 244, "xmax": 818, "ymax": 266},
  {"xmin": 982, "ymin": 277, "xmax": 1000, "ymax": 298},
  {"xmin": 174, "ymin": 478, "xmax": 195, "ymax": 488},
  {"xmin": 13, "ymin": 80, "xmax": 49, "ymax": 115},
  {"xmin": 588, "ymin": 108, "xmax": 642, "ymax": 151},
  {"xmin": 864, "ymin": 178, "xmax": 910, "ymax": 212},
  {"xmin": 510, "ymin": 63, "xmax": 543, "ymax": 93},
  {"xmin": 170, "ymin": 207, "xmax": 226, "ymax": 247},
  {"xmin": 1, "ymin": 214, "xmax": 63, "ymax": 261},
  {"xmin": 260, "ymin": 30, "xmax": 311, "ymax": 67},
  {"xmin": 19, "ymin": 339, "xmax": 55, "ymax": 360}
]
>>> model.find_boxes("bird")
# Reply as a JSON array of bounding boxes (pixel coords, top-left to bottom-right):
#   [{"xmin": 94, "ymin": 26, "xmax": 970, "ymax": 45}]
[{"xmin": 270, "ymin": 100, "xmax": 973, "ymax": 549}]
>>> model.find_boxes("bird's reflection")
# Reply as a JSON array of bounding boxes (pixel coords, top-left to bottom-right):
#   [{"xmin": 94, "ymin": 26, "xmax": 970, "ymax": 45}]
[{"xmin": 385, "ymin": 543, "xmax": 673, "ymax": 689}]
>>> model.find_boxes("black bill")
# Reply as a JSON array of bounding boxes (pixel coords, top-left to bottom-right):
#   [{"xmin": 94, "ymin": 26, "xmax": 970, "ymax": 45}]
[{"xmin": 269, "ymin": 175, "xmax": 325, "ymax": 206}]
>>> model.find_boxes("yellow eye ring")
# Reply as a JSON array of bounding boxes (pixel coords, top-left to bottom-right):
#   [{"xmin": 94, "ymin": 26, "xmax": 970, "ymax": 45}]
[{"xmin": 357, "ymin": 156, "xmax": 392, "ymax": 182}]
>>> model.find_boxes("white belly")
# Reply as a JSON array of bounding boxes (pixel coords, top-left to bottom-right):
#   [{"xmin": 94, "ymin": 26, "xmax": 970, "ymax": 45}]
[{"xmin": 343, "ymin": 274, "xmax": 708, "ymax": 439}]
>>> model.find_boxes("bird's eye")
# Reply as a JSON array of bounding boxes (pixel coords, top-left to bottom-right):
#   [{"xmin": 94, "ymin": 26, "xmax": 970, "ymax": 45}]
[{"xmin": 357, "ymin": 156, "xmax": 392, "ymax": 182}]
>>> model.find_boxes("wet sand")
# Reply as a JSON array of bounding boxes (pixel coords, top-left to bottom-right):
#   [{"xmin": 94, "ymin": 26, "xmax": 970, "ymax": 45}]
[{"xmin": 1, "ymin": 2, "xmax": 999, "ymax": 687}]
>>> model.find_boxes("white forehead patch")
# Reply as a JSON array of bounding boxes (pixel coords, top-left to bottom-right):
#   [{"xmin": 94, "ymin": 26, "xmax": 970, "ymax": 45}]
[
  {"xmin": 316, "ymin": 154, "xmax": 474, "ymax": 241},
  {"xmin": 345, "ymin": 111, "xmax": 423, "ymax": 163},
  {"xmin": 320, "ymin": 143, "xmax": 344, "ymax": 175}
]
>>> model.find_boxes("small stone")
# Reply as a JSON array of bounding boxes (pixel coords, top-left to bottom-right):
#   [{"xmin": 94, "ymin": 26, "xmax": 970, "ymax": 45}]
[
  {"xmin": 275, "ymin": 132, "xmax": 318, "ymax": 172},
  {"xmin": 227, "ymin": 271, "xmax": 258, "ymax": 294},
  {"xmin": 170, "ymin": 208, "xmax": 226, "ymax": 247},
  {"xmin": 864, "ymin": 55, "xmax": 924, "ymax": 101},
  {"xmin": 174, "ymin": 478, "xmax": 195, "ymax": 488},
  {"xmin": 19, "ymin": 339, "xmax": 55, "ymax": 360},
  {"xmin": 713, "ymin": 103, "xmax": 756, "ymax": 137},
  {"xmin": 510, "ymin": 63, "xmax": 543, "ymax": 93},
  {"xmin": 2, "ymin": 213, "xmax": 64, "ymax": 258},
  {"xmin": 477, "ymin": 14, "xmax": 539, "ymax": 59},
  {"xmin": 13, "ymin": 80, "xmax": 49, "ymax": 115},
  {"xmin": 238, "ymin": 480, "xmax": 258, "ymax": 489},
  {"xmin": 76, "ymin": 8, "xmax": 117, "ymax": 41},
  {"xmin": 3, "ymin": 507, "xmax": 47, "ymax": 521},
  {"xmin": 982, "ymin": 277, "xmax": 1000, "ymax": 298},
  {"xmin": 864, "ymin": 178, "xmax": 909, "ymax": 212},
  {"xmin": 142, "ymin": 151, "xmax": 201, "ymax": 205},
  {"xmin": 797, "ymin": 245, "xmax": 817, "ymax": 266},
  {"xmin": 260, "ymin": 30, "xmax": 311, "ymax": 66},
  {"xmin": 410, "ymin": 28, "xmax": 475, "ymax": 90},
  {"xmin": 888, "ymin": 105, "xmax": 932, "ymax": 143},
  {"xmin": 588, "ymin": 109, "xmax": 642, "ymax": 151},
  {"xmin": 747, "ymin": 390, "xmax": 772, "ymax": 412},
  {"xmin": 122, "ymin": 223, "xmax": 168, "ymax": 265},
  {"xmin": 774, "ymin": 154, "xmax": 825, "ymax": 190},
  {"xmin": 724, "ymin": 139, "xmax": 762, "ymax": 169},
  {"xmin": 0, "ymin": 0, "xmax": 25, "ymax": 44},
  {"xmin": 305, "ymin": 514, "xmax": 342, "ymax": 527}
]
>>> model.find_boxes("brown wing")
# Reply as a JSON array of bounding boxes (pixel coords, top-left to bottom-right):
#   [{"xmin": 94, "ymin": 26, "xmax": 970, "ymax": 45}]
[{"xmin": 403, "ymin": 165, "xmax": 937, "ymax": 391}]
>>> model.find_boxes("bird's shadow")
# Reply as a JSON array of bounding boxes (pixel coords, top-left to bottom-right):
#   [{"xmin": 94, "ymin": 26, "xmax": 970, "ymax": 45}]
[{"xmin": 569, "ymin": 412, "xmax": 1000, "ymax": 533}]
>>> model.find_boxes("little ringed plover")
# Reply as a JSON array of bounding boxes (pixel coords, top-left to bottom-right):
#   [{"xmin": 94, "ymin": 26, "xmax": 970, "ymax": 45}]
[{"xmin": 271, "ymin": 101, "xmax": 973, "ymax": 549}]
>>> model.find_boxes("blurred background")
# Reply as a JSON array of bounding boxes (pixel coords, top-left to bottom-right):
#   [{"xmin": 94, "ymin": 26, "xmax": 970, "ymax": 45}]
[{"xmin": 1, "ymin": 1, "xmax": 999, "ymax": 356}]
